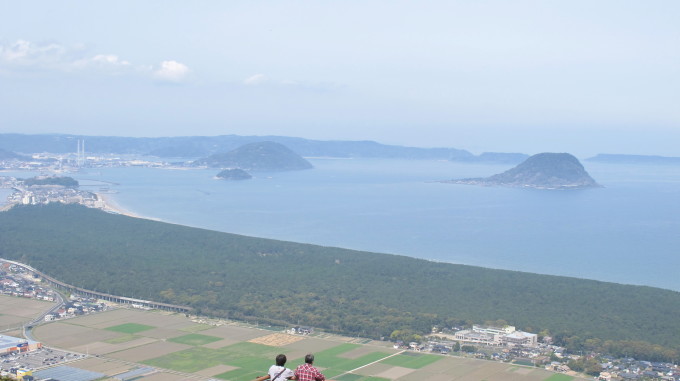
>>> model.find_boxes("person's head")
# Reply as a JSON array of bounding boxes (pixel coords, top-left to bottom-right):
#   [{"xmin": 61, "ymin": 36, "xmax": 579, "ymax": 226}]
[
  {"xmin": 305, "ymin": 353, "xmax": 314, "ymax": 364},
  {"xmin": 276, "ymin": 354, "xmax": 287, "ymax": 366}
]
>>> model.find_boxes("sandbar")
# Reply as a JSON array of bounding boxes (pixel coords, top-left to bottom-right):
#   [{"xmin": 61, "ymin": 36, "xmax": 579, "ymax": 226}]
[{"xmin": 95, "ymin": 192, "xmax": 156, "ymax": 220}]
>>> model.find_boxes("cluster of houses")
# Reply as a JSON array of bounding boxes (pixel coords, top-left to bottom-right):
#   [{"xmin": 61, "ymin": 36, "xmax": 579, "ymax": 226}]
[
  {"xmin": 1, "ymin": 261, "xmax": 108, "ymax": 323},
  {"xmin": 288, "ymin": 326, "xmax": 314, "ymax": 335},
  {"xmin": 43, "ymin": 297, "xmax": 107, "ymax": 322},
  {"xmin": 0, "ymin": 264, "xmax": 56, "ymax": 302},
  {"xmin": 596, "ymin": 358, "xmax": 680, "ymax": 380},
  {"xmin": 9, "ymin": 187, "xmax": 101, "ymax": 209},
  {"xmin": 0, "ymin": 158, "xmax": 53, "ymax": 172},
  {"xmin": 425, "ymin": 324, "xmax": 680, "ymax": 380},
  {"xmin": 0, "ymin": 176, "xmax": 103, "ymax": 209}
]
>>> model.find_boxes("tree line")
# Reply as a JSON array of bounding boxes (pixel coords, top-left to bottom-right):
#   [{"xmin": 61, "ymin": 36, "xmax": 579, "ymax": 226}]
[{"xmin": 21, "ymin": 176, "xmax": 79, "ymax": 187}]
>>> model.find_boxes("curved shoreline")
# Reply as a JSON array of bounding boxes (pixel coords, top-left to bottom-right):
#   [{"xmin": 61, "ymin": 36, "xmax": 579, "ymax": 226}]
[{"xmin": 95, "ymin": 192, "xmax": 160, "ymax": 221}]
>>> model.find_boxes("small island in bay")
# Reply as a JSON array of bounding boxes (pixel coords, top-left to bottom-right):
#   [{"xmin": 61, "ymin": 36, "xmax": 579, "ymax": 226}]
[
  {"xmin": 447, "ymin": 152, "xmax": 600, "ymax": 190},
  {"xmin": 216, "ymin": 168, "xmax": 252, "ymax": 181},
  {"xmin": 193, "ymin": 141, "xmax": 313, "ymax": 171}
]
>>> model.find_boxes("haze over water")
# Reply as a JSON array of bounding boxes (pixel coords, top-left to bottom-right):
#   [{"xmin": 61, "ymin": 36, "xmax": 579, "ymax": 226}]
[{"xmin": 10, "ymin": 158, "xmax": 679, "ymax": 291}]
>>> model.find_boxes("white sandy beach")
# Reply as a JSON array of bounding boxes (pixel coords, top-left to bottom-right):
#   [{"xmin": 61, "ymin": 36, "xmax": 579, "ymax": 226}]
[{"xmin": 95, "ymin": 192, "xmax": 148, "ymax": 219}]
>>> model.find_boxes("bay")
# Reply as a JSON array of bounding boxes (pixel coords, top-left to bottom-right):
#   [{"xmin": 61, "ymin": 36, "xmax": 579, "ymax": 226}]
[
  {"xmin": 0, "ymin": 189, "xmax": 12, "ymax": 205},
  {"xmin": 7, "ymin": 159, "xmax": 680, "ymax": 291}
]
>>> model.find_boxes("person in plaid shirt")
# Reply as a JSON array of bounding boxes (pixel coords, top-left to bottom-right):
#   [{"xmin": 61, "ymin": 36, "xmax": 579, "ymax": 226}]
[{"xmin": 294, "ymin": 353, "xmax": 326, "ymax": 381}]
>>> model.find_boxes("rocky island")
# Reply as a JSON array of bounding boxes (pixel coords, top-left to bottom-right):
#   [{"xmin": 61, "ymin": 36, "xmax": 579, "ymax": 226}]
[
  {"xmin": 448, "ymin": 152, "xmax": 600, "ymax": 189},
  {"xmin": 216, "ymin": 168, "xmax": 252, "ymax": 181},
  {"xmin": 193, "ymin": 141, "xmax": 313, "ymax": 171}
]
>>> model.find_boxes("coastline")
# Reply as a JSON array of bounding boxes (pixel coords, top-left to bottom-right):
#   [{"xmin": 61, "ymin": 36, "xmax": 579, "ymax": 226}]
[{"xmin": 95, "ymin": 192, "xmax": 150, "ymax": 220}]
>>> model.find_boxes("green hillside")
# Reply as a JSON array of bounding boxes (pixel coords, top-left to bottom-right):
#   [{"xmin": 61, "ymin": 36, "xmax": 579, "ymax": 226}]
[
  {"xmin": 194, "ymin": 141, "xmax": 313, "ymax": 171},
  {"xmin": 23, "ymin": 176, "xmax": 79, "ymax": 187},
  {"xmin": 1, "ymin": 204, "xmax": 678, "ymax": 361}
]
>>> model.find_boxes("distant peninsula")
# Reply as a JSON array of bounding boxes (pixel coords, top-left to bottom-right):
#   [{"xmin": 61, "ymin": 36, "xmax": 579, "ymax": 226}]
[
  {"xmin": 216, "ymin": 168, "xmax": 252, "ymax": 181},
  {"xmin": 448, "ymin": 153, "xmax": 600, "ymax": 190},
  {"xmin": 586, "ymin": 154, "xmax": 680, "ymax": 165},
  {"xmin": 193, "ymin": 141, "xmax": 313, "ymax": 171}
]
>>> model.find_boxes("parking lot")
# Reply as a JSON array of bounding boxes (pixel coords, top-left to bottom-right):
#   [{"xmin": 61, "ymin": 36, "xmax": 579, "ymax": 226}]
[{"xmin": 0, "ymin": 346, "xmax": 85, "ymax": 373}]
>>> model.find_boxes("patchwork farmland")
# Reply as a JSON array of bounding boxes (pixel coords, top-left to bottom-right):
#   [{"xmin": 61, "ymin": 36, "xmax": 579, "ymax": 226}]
[{"xmin": 1, "ymin": 297, "xmax": 589, "ymax": 380}]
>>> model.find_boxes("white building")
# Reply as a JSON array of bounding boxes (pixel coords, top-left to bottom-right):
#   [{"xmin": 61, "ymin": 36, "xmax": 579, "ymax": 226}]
[
  {"xmin": 454, "ymin": 330, "xmax": 503, "ymax": 346},
  {"xmin": 21, "ymin": 193, "xmax": 34, "ymax": 205},
  {"xmin": 503, "ymin": 331, "xmax": 538, "ymax": 347},
  {"xmin": 472, "ymin": 325, "xmax": 516, "ymax": 335},
  {"xmin": 454, "ymin": 325, "xmax": 538, "ymax": 348}
]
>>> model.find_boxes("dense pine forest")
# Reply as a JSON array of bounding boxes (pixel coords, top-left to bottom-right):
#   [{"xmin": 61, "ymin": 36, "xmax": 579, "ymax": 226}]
[{"xmin": 1, "ymin": 204, "xmax": 678, "ymax": 361}]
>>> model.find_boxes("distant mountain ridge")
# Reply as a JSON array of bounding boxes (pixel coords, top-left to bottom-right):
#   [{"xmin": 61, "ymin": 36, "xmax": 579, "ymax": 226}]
[
  {"xmin": 0, "ymin": 133, "xmax": 523, "ymax": 163},
  {"xmin": 450, "ymin": 153, "xmax": 600, "ymax": 189}
]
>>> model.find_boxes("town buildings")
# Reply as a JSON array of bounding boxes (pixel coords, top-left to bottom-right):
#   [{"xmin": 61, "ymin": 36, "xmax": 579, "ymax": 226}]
[
  {"xmin": 0, "ymin": 335, "xmax": 41, "ymax": 356},
  {"xmin": 453, "ymin": 325, "xmax": 538, "ymax": 348}
]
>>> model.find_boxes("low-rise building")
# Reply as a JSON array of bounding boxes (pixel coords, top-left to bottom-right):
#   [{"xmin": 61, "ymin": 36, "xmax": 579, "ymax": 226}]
[
  {"xmin": 454, "ymin": 330, "xmax": 502, "ymax": 346},
  {"xmin": 0, "ymin": 335, "xmax": 42, "ymax": 356},
  {"xmin": 289, "ymin": 326, "xmax": 313, "ymax": 335},
  {"xmin": 503, "ymin": 331, "xmax": 538, "ymax": 347},
  {"xmin": 473, "ymin": 325, "xmax": 516, "ymax": 336},
  {"xmin": 453, "ymin": 325, "xmax": 538, "ymax": 348}
]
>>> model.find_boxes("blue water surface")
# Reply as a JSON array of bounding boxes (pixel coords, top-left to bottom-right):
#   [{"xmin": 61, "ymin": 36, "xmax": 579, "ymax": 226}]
[{"xmin": 5, "ymin": 159, "xmax": 680, "ymax": 291}]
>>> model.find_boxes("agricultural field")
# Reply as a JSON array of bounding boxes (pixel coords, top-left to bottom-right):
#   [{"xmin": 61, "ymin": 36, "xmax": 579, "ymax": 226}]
[
  {"xmin": 7, "ymin": 303, "xmax": 588, "ymax": 380},
  {"xmin": 0, "ymin": 294, "xmax": 55, "ymax": 334}
]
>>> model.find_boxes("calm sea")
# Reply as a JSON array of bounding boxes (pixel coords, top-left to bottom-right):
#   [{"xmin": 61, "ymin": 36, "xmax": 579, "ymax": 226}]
[{"xmin": 4, "ymin": 159, "xmax": 680, "ymax": 291}]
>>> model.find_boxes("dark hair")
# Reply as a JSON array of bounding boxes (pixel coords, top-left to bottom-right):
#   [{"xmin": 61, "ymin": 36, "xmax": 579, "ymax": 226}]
[
  {"xmin": 276, "ymin": 354, "xmax": 287, "ymax": 366},
  {"xmin": 305, "ymin": 353, "xmax": 314, "ymax": 364}
]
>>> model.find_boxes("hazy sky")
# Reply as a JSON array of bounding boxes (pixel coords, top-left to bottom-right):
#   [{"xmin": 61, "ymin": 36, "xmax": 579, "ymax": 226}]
[{"xmin": 1, "ymin": 1, "xmax": 678, "ymax": 156}]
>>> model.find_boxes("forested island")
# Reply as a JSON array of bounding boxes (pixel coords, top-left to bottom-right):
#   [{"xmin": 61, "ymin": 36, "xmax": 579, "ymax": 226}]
[
  {"xmin": 216, "ymin": 168, "xmax": 252, "ymax": 180},
  {"xmin": 1, "ymin": 203, "xmax": 678, "ymax": 362},
  {"xmin": 449, "ymin": 153, "xmax": 600, "ymax": 189},
  {"xmin": 22, "ymin": 176, "xmax": 79, "ymax": 187},
  {"xmin": 193, "ymin": 141, "xmax": 313, "ymax": 171}
]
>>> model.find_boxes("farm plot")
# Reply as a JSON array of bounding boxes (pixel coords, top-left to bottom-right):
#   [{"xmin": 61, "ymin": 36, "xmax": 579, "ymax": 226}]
[
  {"xmin": 168, "ymin": 333, "xmax": 223, "ymax": 346},
  {"xmin": 144, "ymin": 341, "xmax": 281, "ymax": 376},
  {"xmin": 27, "ymin": 306, "xmax": 589, "ymax": 381},
  {"xmin": 106, "ymin": 322, "xmax": 155, "ymax": 334},
  {"xmin": 0, "ymin": 294, "xmax": 54, "ymax": 327}
]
